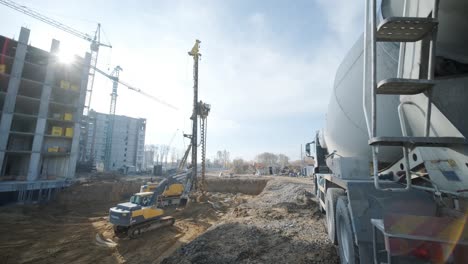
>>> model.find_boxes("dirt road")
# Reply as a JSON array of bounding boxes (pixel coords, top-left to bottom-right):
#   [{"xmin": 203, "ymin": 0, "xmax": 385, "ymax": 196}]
[{"xmin": 0, "ymin": 176, "xmax": 338, "ymax": 264}]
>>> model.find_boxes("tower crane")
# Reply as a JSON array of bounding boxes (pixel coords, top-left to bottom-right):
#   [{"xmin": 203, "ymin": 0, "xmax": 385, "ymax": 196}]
[
  {"xmin": 163, "ymin": 129, "xmax": 179, "ymax": 168},
  {"xmin": 91, "ymin": 66, "xmax": 178, "ymax": 171},
  {"xmin": 0, "ymin": 0, "xmax": 112, "ymax": 162},
  {"xmin": 0, "ymin": 0, "xmax": 112, "ymax": 115}
]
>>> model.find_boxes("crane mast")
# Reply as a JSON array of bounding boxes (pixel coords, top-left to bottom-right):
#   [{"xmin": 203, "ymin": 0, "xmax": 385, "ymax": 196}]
[
  {"xmin": 104, "ymin": 66, "xmax": 122, "ymax": 171},
  {"xmin": 85, "ymin": 23, "xmax": 107, "ymax": 117},
  {"xmin": 0, "ymin": 0, "xmax": 112, "ymax": 162},
  {"xmin": 90, "ymin": 65, "xmax": 177, "ymax": 171},
  {"xmin": 0, "ymin": 1, "xmax": 112, "ymax": 114},
  {"xmin": 164, "ymin": 129, "xmax": 179, "ymax": 167}
]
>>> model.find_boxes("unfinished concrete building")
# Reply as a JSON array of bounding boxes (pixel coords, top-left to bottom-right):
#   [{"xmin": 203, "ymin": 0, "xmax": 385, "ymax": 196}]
[
  {"xmin": 0, "ymin": 27, "xmax": 90, "ymax": 204},
  {"xmin": 83, "ymin": 110, "xmax": 146, "ymax": 173}
]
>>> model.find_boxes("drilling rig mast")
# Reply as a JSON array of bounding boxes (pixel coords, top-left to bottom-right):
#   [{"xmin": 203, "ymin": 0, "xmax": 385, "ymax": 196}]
[{"xmin": 188, "ymin": 40, "xmax": 201, "ymax": 191}]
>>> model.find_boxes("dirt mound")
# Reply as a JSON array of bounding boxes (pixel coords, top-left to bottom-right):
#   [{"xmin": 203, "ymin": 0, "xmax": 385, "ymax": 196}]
[{"xmin": 162, "ymin": 178, "xmax": 339, "ymax": 264}]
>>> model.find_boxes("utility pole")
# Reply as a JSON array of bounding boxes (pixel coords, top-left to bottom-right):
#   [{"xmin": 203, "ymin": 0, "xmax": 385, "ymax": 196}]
[
  {"xmin": 301, "ymin": 144, "xmax": 304, "ymax": 176},
  {"xmin": 188, "ymin": 40, "xmax": 201, "ymax": 190}
]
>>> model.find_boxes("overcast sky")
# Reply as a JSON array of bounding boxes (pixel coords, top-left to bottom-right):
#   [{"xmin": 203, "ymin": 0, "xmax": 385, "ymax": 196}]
[{"xmin": 0, "ymin": 0, "xmax": 363, "ymax": 161}]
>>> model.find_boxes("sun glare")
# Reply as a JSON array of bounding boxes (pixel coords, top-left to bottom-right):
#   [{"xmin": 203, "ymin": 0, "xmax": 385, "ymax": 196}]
[{"xmin": 57, "ymin": 49, "xmax": 75, "ymax": 64}]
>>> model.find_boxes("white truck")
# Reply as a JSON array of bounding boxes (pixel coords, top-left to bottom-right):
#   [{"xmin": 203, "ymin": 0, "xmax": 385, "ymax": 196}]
[{"xmin": 306, "ymin": 0, "xmax": 468, "ymax": 263}]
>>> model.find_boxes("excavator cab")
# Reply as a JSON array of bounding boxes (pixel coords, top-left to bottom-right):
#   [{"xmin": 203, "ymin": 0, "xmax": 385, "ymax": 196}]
[{"xmin": 129, "ymin": 193, "xmax": 152, "ymax": 206}]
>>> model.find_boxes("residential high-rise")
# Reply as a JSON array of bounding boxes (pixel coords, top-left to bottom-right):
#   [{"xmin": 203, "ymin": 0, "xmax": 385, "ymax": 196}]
[
  {"xmin": 142, "ymin": 148, "xmax": 155, "ymax": 172},
  {"xmin": 83, "ymin": 110, "xmax": 146, "ymax": 173}
]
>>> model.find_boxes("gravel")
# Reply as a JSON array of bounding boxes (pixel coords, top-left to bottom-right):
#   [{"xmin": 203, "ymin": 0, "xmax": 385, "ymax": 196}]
[{"xmin": 162, "ymin": 177, "xmax": 339, "ymax": 264}]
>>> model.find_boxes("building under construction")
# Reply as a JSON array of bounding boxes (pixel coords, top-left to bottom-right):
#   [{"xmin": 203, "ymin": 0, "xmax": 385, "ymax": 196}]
[
  {"xmin": 0, "ymin": 27, "xmax": 90, "ymax": 204},
  {"xmin": 82, "ymin": 110, "xmax": 146, "ymax": 173}
]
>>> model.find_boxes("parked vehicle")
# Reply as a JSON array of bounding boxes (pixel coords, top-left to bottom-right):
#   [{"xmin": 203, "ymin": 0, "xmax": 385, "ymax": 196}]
[{"xmin": 306, "ymin": 0, "xmax": 468, "ymax": 263}]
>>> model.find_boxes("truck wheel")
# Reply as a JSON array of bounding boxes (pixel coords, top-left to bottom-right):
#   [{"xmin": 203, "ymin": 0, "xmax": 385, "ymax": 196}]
[
  {"xmin": 336, "ymin": 196, "xmax": 359, "ymax": 264},
  {"xmin": 325, "ymin": 188, "xmax": 344, "ymax": 244}
]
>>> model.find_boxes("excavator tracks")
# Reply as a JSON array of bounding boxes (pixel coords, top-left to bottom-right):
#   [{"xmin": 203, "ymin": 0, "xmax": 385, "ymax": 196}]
[{"xmin": 114, "ymin": 216, "xmax": 175, "ymax": 239}]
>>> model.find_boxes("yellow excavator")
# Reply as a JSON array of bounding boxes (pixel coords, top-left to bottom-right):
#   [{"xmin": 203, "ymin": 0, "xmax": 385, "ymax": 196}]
[
  {"xmin": 138, "ymin": 141, "xmax": 193, "ymax": 205},
  {"xmin": 109, "ymin": 172, "xmax": 192, "ymax": 238},
  {"xmin": 109, "ymin": 142, "xmax": 194, "ymax": 238},
  {"xmin": 139, "ymin": 181, "xmax": 184, "ymax": 207}
]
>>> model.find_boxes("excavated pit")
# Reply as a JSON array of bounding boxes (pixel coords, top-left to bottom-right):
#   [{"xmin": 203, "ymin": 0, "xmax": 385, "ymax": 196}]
[
  {"xmin": 0, "ymin": 175, "xmax": 338, "ymax": 264},
  {"xmin": 205, "ymin": 177, "xmax": 268, "ymax": 195},
  {"xmin": 0, "ymin": 175, "xmax": 267, "ymax": 263}
]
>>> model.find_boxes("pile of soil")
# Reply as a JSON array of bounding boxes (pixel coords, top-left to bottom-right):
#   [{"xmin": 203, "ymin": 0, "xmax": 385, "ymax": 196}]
[{"xmin": 162, "ymin": 178, "xmax": 339, "ymax": 264}]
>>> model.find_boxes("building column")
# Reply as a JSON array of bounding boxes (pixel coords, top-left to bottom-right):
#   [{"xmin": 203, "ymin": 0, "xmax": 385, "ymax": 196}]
[
  {"xmin": 0, "ymin": 27, "xmax": 30, "ymax": 175},
  {"xmin": 27, "ymin": 39, "xmax": 60, "ymax": 181},
  {"xmin": 67, "ymin": 52, "xmax": 91, "ymax": 178}
]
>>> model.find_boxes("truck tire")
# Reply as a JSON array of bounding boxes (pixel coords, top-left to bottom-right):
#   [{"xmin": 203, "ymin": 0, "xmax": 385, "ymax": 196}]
[
  {"xmin": 325, "ymin": 188, "xmax": 345, "ymax": 244},
  {"xmin": 336, "ymin": 196, "xmax": 359, "ymax": 264}
]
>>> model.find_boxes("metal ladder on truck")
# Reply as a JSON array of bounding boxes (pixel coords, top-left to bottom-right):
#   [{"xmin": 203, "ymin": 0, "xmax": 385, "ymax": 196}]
[
  {"xmin": 363, "ymin": 0, "xmax": 468, "ymax": 262},
  {"xmin": 364, "ymin": 0, "xmax": 466, "ymax": 192}
]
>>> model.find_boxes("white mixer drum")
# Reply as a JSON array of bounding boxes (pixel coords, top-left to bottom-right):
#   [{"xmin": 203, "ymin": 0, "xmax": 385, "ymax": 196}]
[{"xmin": 324, "ymin": 34, "xmax": 402, "ymax": 163}]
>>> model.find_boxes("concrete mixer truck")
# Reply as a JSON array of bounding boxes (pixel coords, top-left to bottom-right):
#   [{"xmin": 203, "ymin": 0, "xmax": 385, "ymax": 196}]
[{"xmin": 306, "ymin": 0, "xmax": 468, "ymax": 263}]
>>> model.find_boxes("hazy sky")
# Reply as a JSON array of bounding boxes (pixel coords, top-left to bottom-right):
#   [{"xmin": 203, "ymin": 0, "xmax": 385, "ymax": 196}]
[{"xmin": 0, "ymin": 0, "xmax": 363, "ymax": 160}]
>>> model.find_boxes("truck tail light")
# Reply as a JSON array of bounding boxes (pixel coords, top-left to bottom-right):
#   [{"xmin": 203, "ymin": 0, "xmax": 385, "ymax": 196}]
[{"xmin": 409, "ymin": 242, "xmax": 444, "ymax": 262}]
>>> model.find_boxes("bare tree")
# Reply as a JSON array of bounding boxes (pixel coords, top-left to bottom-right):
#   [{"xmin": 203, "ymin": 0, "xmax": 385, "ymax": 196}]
[
  {"xmin": 213, "ymin": 150, "xmax": 230, "ymax": 168},
  {"xmin": 278, "ymin": 154, "xmax": 290, "ymax": 167},
  {"xmin": 170, "ymin": 148, "xmax": 177, "ymax": 166},
  {"xmin": 256, "ymin": 152, "xmax": 278, "ymax": 166},
  {"xmin": 214, "ymin": 151, "xmax": 223, "ymax": 167},
  {"xmin": 223, "ymin": 150, "xmax": 230, "ymax": 168},
  {"xmin": 232, "ymin": 158, "xmax": 249, "ymax": 174}
]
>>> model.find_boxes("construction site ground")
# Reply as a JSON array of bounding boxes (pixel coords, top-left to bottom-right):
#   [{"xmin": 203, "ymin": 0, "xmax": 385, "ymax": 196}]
[{"xmin": 0, "ymin": 173, "xmax": 339, "ymax": 264}]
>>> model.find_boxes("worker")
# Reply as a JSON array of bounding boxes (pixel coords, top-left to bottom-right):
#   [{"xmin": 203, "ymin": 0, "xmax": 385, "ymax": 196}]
[{"xmin": 142, "ymin": 197, "xmax": 149, "ymax": 206}]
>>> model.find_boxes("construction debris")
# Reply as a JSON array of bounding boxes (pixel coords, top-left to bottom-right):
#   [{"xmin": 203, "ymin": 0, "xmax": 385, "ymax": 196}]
[{"xmin": 162, "ymin": 177, "xmax": 339, "ymax": 264}]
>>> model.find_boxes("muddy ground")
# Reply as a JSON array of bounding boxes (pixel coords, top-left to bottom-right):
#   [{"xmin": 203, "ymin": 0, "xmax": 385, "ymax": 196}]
[{"xmin": 0, "ymin": 175, "xmax": 338, "ymax": 264}]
